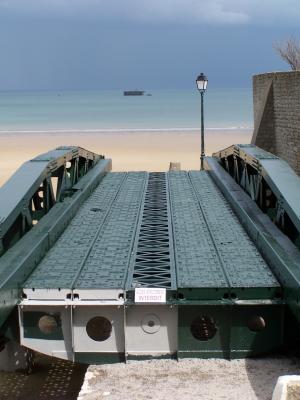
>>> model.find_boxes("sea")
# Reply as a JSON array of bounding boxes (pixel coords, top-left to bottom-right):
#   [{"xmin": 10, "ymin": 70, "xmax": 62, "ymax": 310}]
[{"xmin": 0, "ymin": 88, "xmax": 253, "ymax": 133}]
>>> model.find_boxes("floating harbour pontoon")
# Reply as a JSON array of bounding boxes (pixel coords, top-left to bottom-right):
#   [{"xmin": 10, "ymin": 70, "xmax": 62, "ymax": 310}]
[{"xmin": 0, "ymin": 144, "xmax": 299, "ymax": 366}]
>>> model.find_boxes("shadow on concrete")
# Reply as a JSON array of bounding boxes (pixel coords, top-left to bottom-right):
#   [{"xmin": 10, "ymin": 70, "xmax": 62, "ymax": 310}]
[
  {"xmin": 0, "ymin": 353, "xmax": 88, "ymax": 400},
  {"xmin": 245, "ymin": 353, "xmax": 300, "ymax": 400}
]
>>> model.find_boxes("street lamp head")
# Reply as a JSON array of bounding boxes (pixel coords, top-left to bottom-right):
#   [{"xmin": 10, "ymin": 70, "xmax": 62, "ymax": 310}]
[
  {"xmin": 196, "ymin": 73, "xmax": 207, "ymax": 170},
  {"xmin": 196, "ymin": 73, "xmax": 208, "ymax": 92}
]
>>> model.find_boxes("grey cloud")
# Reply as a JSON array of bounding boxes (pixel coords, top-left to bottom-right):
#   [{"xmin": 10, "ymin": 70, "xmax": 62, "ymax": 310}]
[{"xmin": 0, "ymin": 0, "xmax": 298, "ymax": 25}]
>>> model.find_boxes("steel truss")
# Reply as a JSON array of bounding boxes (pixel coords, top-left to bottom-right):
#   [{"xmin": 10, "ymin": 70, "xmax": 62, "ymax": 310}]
[
  {"xmin": 213, "ymin": 144, "xmax": 300, "ymax": 249},
  {"xmin": 2, "ymin": 145, "xmax": 300, "ymax": 365},
  {"xmin": 0, "ymin": 146, "xmax": 103, "ymax": 256}
]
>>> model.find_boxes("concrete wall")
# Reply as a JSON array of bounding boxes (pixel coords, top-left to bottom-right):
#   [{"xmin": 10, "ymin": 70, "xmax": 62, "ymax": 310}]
[{"xmin": 252, "ymin": 71, "xmax": 300, "ymax": 175}]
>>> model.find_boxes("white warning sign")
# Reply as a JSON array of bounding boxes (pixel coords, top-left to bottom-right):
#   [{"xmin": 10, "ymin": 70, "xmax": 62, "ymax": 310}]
[{"xmin": 134, "ymin": 288, "xmax": 166, "ymax": 303}]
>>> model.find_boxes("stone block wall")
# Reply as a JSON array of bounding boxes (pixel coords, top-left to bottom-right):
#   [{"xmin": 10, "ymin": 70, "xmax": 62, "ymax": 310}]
[{"xmin": 252, "ymin": 71, "xmax": 300, "ymax": 175}]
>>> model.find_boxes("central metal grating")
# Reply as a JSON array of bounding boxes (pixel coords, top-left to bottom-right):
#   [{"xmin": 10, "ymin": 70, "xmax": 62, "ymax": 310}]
[{"xmin": 128, "ymin": 172, "xmax": 175, "ymax": 289}]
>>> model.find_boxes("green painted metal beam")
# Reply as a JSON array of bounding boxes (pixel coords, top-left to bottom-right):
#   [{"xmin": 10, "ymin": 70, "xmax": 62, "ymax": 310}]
[
  {"xmin": 213, "ymin": 144, "xmax": 300, "ymax": 237},
  {"xmin": 169, "ymin": 171, "xmax": 279, "ymax": 301},
  {"xmin": 3, "ymin": 145, "xmax": 299, "ymax": 361},
  {"xmin": 24, "ymin": 170, "xmax": 280, "ymax": 301},
  {"xmin": 24, "ymin": 172, "xmax": 148, "ymax": 295},
  {"xmin": 0, "ymin": 151, "xmax": 111, "ymax": 329},
  {"xmin": 0, "ymin": 146, "xmax": 104, "ymax": 256},
  {"xmin": 205, "ymin": 155, "xmax": 300, "ymax": 324}
]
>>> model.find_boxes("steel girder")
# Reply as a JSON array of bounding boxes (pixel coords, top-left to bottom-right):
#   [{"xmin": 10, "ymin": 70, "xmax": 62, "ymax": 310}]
[
  {"xmin": 0, "ymin": 146, "xmax": 103, "ymax": 257},
  {"xmin": 212, "ymin": 144, "xmax": 300, "ymax": 249},
  {"xmin": 205, "ymin": 153, "xmax": 300, "ymax": 328},
  {"xmin": 3, "ymin": 145, "xmax": 300, "ymax": 363},
  {"xmin": 18, "ymin": 169, "xmax": 284, "ymax": 362},
  {"xmin": 0, "ymin": 147, "xmax": 111, "ymax": 330}
]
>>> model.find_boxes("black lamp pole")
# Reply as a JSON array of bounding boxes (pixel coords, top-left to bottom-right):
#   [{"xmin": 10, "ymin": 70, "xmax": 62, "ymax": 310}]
[
  {"xmin": 196, "ymin": 73, "xmax": 208, "ymax": 170},
  {"xmin": 200, "ymin": 90, "xmax": 205, "ymax": 170}
]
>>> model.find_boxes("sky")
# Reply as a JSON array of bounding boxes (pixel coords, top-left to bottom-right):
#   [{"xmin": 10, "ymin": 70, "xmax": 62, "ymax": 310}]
[{"xmin": 1, "ymin": 0, "xmax": 300, "ymax": 90}]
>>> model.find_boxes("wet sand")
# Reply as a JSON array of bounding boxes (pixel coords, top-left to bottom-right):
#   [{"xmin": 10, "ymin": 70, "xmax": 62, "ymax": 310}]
[{"xmin": 0, "ymin": 129, "xmax": 252, "ymax": 186}]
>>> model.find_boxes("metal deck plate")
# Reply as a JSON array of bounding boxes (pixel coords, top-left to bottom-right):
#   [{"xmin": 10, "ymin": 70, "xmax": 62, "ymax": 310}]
[
  {"xmin": 74, "ymin": 172, "xmax": 147, "ymax": 290},
  {"xmin": 24, "ymin": 172, "xmax": 127, "ymax": 290},
  {"xmin": 24, "ymin": 171, "xmax": 279, "ymax": 299},
  {"xmin": 168, "ymin": 171, "xmax": 228, "ymax": 289},
  {"xmin": 189, "ymin": 171, "xmax": 278, "ymax": 288}
]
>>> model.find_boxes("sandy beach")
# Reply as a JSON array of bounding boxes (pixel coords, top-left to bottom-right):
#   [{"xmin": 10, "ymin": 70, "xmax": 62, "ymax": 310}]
[{"xmin": 0, "ymin": 129, "xmax": 252, "ymax": 186}]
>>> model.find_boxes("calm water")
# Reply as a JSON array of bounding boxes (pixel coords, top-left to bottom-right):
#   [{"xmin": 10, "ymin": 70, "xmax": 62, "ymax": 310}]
[{"xmin": 0, "ymin": 88, "xmax": 253, "ymax": 132}]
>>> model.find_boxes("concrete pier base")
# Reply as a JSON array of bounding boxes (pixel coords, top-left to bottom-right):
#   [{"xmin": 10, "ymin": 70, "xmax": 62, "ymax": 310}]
[{"xmin": 272, "ymin": 376, "xmax": 300, "ymax": 400}]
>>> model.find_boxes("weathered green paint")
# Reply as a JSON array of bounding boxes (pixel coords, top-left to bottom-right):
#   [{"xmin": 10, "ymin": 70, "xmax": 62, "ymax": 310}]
[
  {"xmin": 0, "ymin": 146, "xmax": 104, "ymax": 257},
  {"xmin": 178, "ymin": 304, "xmax": 284, "ymax": 359},
  {"xmin": 169, "ymin": 171, "xmax": 280, "ymax": 301},
  {"xmin": 1, "ymin": 145, "xmax": 300, "ymax": 362},
  {"xmin": 0, "ymin": 153, "xmax": 111, "ymax": 328},
  {"xmin": 205, "ymin": 153, "xmax": 300, "ymax": 327},
  {"xmin": 24, "ymin": 170, "xmax": 280, "ymax": 300},
  {"xmin": 212, "ymin": 144, "xmax": 300, "ymax": 248},
  {"xmin": 23, "ymin": 311, "xmax": 63, "ymax": 340},
  {"xmin": 178, "ymin": 305, "xmax": 232, "ymax": 359},
  {"xmin": 229, "ymin": 304, "xmax": 284, "ymax": 357}
]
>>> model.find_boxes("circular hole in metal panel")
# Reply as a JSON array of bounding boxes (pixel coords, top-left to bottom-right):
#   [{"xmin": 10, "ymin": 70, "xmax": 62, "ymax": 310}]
[
  {"xmin": 141, "ymin": 314, "xmax": 161, "ymax": 334},
  {"xmin": 38, "ymin": 315, "xmax": 58, "ymax": 335},
  {"xmin": 190, "ymin": 315, "xmax": 217, "ymax": 341},
  {"xmin": 86, "ymin": 316, "xmax": 112, "ymax": 341},
  {"xmin": 247, "ymin": 316, "xmax": 266, "ymax": 332}
]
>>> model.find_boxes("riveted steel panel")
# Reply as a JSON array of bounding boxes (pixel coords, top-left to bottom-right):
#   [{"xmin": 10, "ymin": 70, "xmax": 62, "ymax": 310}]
[
  {"xmin": 189, "ymin": 171, "xmax": 279, "ymax": 292},
  {"xmin": 229, "ymin": 304, "xmax": 284, "ymax": 357},
  {"xmin": 73, "ymin": 306, "xmax": 124, "ymax": 353},
  {"xmin": 17, "ymin": 165, "xmax": 288, "ymax": 362},
  {"xmin": 24, "ymin": 170, "xmax": 280, "ymax": 300},
  {"xmin": 168, "ymin": 171, "xmax": 228, "ymax": 293},
  {"xmin": 125, "ymin": 305, "xmax": 178, "ymax": 355},
  {"xmin": 177, "ymin": 303, "xmax": 283, "ymax": 359},
  {"xmin": 178, "ymin": 305, "xmax": 231, "ymax": 359},
  {"xmin": 74, "ymin": 172, "xmax": 147, "ymax": 291},
  {"xmin": 24, "ymin": 172, "xmax": 127, "ymax": 291},
  {"xmin": 20, "ymin": 305, "xmax": 73, "ymax": 360}
]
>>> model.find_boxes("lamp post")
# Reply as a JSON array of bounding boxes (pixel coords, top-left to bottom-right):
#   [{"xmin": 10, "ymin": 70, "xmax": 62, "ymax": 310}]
[{"xmin": 196, "ymin": 73, "xmax": 208, "ymax": 170}]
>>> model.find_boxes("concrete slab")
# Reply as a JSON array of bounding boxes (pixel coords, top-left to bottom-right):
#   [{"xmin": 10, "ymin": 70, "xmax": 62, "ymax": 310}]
[{"xmin": 272, "ymin": 375, "xmax": 300, "ymax": 400}]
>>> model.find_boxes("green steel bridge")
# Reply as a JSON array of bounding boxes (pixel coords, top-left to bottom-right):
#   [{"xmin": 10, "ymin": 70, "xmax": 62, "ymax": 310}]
[{"xmin": 0, "ymin": 144, "xmax": 299, "ymax": 368}]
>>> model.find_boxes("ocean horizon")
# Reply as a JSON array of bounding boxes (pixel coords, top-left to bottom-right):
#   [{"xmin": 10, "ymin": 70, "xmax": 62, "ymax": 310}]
[{"xmin": 0, "ymin": 88, "xmax": 253, "ymax": 133}]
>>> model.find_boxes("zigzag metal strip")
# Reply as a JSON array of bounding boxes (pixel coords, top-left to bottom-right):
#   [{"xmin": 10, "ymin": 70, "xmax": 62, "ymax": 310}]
[{"xmin": 131, "ymin": 172, "xmax": 173, "ymax": 289}]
